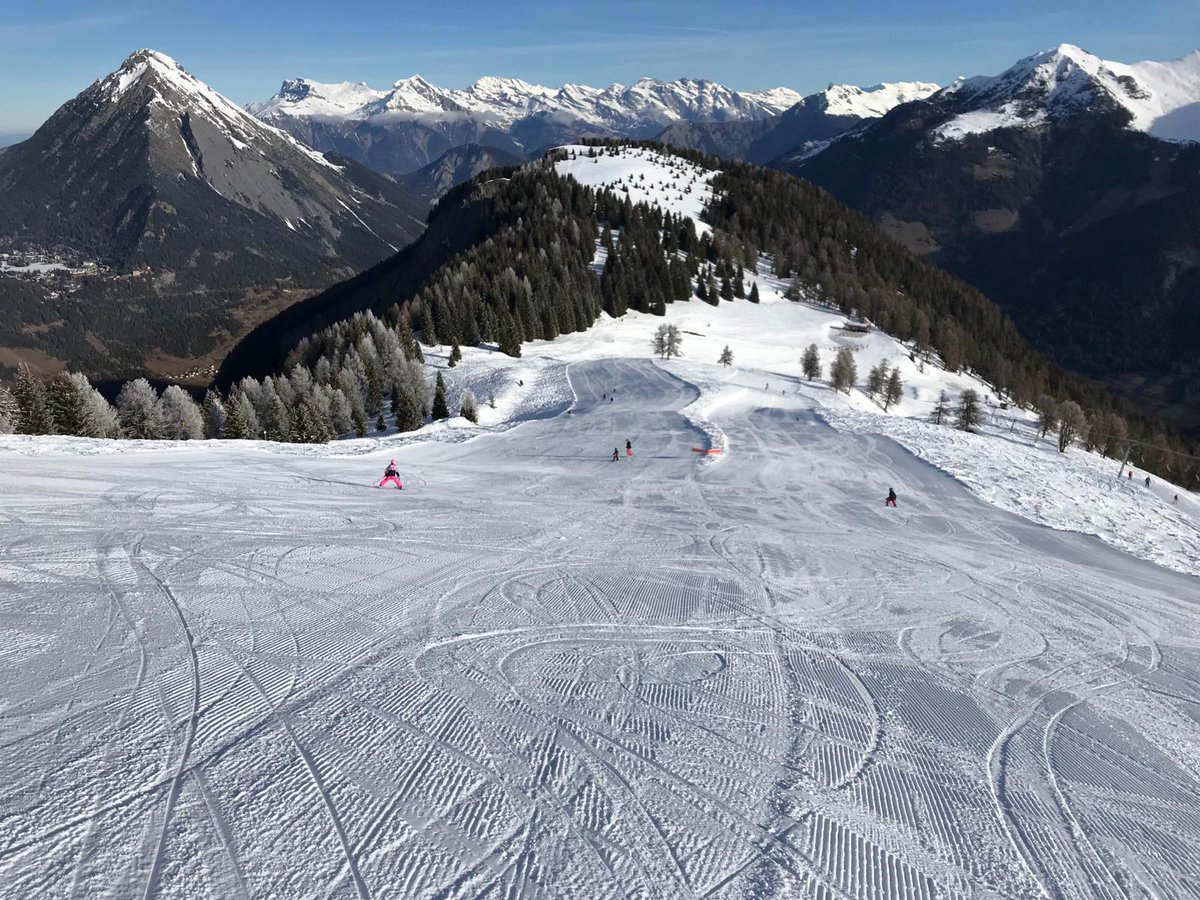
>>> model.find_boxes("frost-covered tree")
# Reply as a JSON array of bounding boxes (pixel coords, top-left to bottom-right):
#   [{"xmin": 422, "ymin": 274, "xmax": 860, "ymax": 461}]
[
  {"xmin": 329, "ymin": 388, "xmax": 353, "ymax": 435},
  {"xmin": 1056, "ymin": 400, "xmax": 1088, "ymax": 453},
  {"xmin": 718, "ymin": 345, "xmax": 733, "ymax": 367},
  {"xmin": 830, "ymin": 348, "xmax": 857, "ymax": 393},
  {"xmin": 201, "ymin": 390, "xmax": 225, "ymax": 439},
  {"xmin": 157, "ymin": 386, "xmax": 205, "ymax": 441},
  {"xmin": 431, "ymin": 371, "xmax": 450, "ymax": 420},
  {"xmin": 117, "ymin": 378, "xmax": 161, "ymax": 439},
  {"xmin": 290, "ymin": 397, "xmax": 333, "ymax": 443},
  {"xmin": 222, "ymin": 391, "xmax": 259, "ymax": 440},
  {"xmin": 14, "ymin": 364, "xmax": 54, "ymax": 435},
  {"xmin": 883, "ymin": 367, "xmax": 904, "ymax": 412},
  {"xmin": 0, "ymin": 385, "xmax": 19, "ymax": 434},
  {"xmin": 801, "ymin": 344, "xmax": 821, "ymax": 381},
  {"xmin": 957, "ymin": 389, "xmax": 981, "ymax": 432},
  {"xmin": 258, "ymin": 380, "xmax": 290, "ymax": 441},
  {"xmin": 460, "ymin": 389, "xmax": 478, "ymax": 423},
  {"xmin": 50, "ymin": 372, "xmax": 116, "ymax": 438}
]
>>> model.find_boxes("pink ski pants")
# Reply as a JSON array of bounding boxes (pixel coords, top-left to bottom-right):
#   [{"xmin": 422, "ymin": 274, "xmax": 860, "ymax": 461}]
[{"xmin": 379, "ymin": 475, "xmax": 403, "ymax": 488}]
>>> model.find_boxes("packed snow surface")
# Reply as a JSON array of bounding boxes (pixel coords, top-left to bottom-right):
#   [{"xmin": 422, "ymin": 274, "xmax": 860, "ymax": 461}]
[
  {"xmin": 3, "ymin": 145, "xmax": 1200, "ymax": 897},
  {"xmin": 4, "ymin": 306, "xmax": 1199, "ymax": 898},
  {"xmin": 934, "ymin": 43, "xmax": 1200, "ymax": 142}
]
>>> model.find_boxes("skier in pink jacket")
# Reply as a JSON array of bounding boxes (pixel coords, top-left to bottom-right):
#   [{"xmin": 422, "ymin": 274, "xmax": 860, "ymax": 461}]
[{"xmin": 378, "ymin": 460, "xmax": 403, "ymax": 489}]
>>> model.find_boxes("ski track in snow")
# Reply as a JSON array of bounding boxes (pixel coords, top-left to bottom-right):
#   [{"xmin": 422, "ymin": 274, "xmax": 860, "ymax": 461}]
[{"xmin": 2, "ymin": 355, "xmax": 1199, "ymax": 898}]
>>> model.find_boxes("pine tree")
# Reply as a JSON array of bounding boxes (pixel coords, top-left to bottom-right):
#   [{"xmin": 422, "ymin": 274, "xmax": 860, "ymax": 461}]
[
  {"xmin": 884, "ymin": 367, "xmax": 903, "ymax": 411},
  {"xmin": 748, "ymin": 282, "xmax": 760, "ymax": 303},
  {"xmin": 957, "ymin": 389, "xmax": 981, "ymax": 432},
  {"xmin": 394, "ymin": 383, "xmax": 422, "ymax": 432},
  {"xmin": 652, "ymin": 324, "xmax": 669, "ymax": 359},
  {"xmin": 460, "ymin": 389, "xmax": 478, "ymax": 423},
  {"xmin": 930, "ymin": 390, "xmax": 950, "ymax": 425},
  {"xmin": 13, "ymin": 364, "xmax": 54, "ymax": 435},
  {"xmin": 866, "ymin": 360, "xmax": 888, "ymax": 400},
  {"xmin": 202, "ymin": 390, "xmax": 225, "ymax": 439},
  {"xmin": 431, "ymin": 372, "xmax": 450, "ymax": 420},
  {"xmin": 48, "ymin": 373, "xmax": 90, "ymax": 436},
  {"xmin": 830, "ymin": 348, "xmax": 857, "ymax": 393},
  {"xmin": 0, "ymin": 385, "xmax": 19, "ymax": 434},
  {"xmin": 801, "ymin": 344, "xmax": 821, "ymax": 380},
  {"xmin": 222, "ymin": 391, "xmax": 249, "ymax": 439},
  {"xmin": 718, "ymin": 345, "xmax": 733, "ymax": 367},
  {"xmin": 664, "ymin": 324, "xmax": 683, "ymax": 360}
]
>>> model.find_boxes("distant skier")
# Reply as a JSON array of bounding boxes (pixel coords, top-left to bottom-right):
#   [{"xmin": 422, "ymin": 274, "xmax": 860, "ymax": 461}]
[
  {"xmin": 885, "ymin": 488, "xmax": 897, "ymax": 507},
  {"xmin": 611, "ymin": 448, "xmax": 620, "ymax": 462},
  {"xmin": 626, "ymin": 439, "xmax": 633, "ymax": 457},
  {"xmin": 1145, "ymin": 476, "xmax": 1151, "ymax": 487},
  {"xmin": 378, "ymin": 460, "xmax": 404, "ymax": 489}
]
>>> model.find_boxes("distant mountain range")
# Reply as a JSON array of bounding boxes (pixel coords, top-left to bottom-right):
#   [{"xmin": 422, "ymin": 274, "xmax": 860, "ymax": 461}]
[
  {"xmin": 785, "ymin": 44, "xmax": 1200, "ymax": 432},
  {"xmin": 248, "ymin": 74, "xmax": 804, "ymax": 175},
  {"xmin": 0, "ymin": 50, "xmax": 426, "ymax": 379}
]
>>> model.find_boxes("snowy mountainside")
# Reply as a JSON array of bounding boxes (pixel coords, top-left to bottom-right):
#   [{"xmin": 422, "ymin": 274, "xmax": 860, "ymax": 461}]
[
  {"xmin": 245, "ymin": 77, "xmax": 387, "ymax": 119},
  {"xmin": 546, "ymin": 144, "xmax": 1199, "ymax": 573},
  {"xmin": 820, "ymin": 80, "xmax": 941, "ymax": 117},
  {"xmin": 933, "ymin": 43, "xmax": 1200, "ymax": 142},
  {"xmin": 553, "ymin": 144, "xmax": 717, "ymax": 234},
  {"xmin": 656, "ymin": 79, "xmax": 940, "ymax": 165}
]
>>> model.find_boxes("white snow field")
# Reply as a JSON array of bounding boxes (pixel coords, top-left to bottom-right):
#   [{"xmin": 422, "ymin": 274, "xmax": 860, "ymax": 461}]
[{"xmin": 4, "ymin": 147, "xmax": 1200, "ymax": 898}]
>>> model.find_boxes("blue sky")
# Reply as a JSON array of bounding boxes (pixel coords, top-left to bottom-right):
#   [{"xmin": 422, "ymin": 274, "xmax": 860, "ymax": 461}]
[{"xmin": 2, "ymin": 0, "xmax": 1199, "ymax": 136}]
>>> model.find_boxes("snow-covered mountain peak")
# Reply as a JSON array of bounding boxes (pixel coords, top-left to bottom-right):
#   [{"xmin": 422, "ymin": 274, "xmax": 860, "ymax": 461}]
[
  {"xmin": 933, "ymin": 43, "xmax": 1200, "ymax": 142},
  {"xmin": 247, "ymin": 77, "xmax": 386, "ymax": 119},
  {"xmin": 820, "ymin": 81, "xmax": 941, "ymax": 117},
  {"xmin": 249, "ymin": 73, "xmax": 802, "ymax": 129}
]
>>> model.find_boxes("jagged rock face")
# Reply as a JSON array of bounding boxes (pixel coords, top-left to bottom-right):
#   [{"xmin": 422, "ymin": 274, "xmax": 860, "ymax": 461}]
[
  {"xmin": 250, "ymin": 74, "xmax": 803, "ymax": 175},
  {"xmin": 0, "ymin": 50, "xmax": 426, "ymax": 378},
  {"xmin": 0, "ymin": 49, "xmax": 423, "ymax": 272}
]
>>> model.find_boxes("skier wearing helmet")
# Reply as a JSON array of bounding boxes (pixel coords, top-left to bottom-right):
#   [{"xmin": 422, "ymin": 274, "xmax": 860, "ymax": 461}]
[{"xmin": 378, "ymin": 460, "xmax": 404, "ymax": 489}]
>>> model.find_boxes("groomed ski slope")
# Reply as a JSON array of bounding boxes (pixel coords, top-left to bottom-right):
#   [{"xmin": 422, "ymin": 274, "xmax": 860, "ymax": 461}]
[
  {"xmin": 4, "ymin": 144, "xmax": 1200, "ymax": 897},
  {"xmin": 2, "ymin": 353, "xmax": 1199, "ymax": 898}
]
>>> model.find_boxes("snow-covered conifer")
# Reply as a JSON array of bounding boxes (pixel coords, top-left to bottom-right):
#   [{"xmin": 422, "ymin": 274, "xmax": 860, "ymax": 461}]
[
  {"xmin": 14, "ymin": 364, "xmax": 54, "ymax": 435},
  {"xmin": 830, "ymin": 348, "xmax": 856, "ymax": 393},
  {"xmin": 431, "ymin": 372, "xmax": 450, "ymax": 420},
  {"xmin": 117, "ymin": 378, "xmax": 161, "ymax": 439},
  {"xmin": 801, "ymin": 344, "xmax": 821, "ymax": 381}
]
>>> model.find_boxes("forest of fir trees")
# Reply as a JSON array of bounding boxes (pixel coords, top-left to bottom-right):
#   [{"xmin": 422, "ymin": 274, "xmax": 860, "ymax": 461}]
[{"xmin": 2, "ymin": 149, "xmax": 1197, "ymax": 487}]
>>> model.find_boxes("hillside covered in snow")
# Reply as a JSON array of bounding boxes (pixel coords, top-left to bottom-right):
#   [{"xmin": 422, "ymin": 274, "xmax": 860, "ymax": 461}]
[{"xmin": 3, "ymin": 143, "xmax": 1199, "ymax": 898}]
